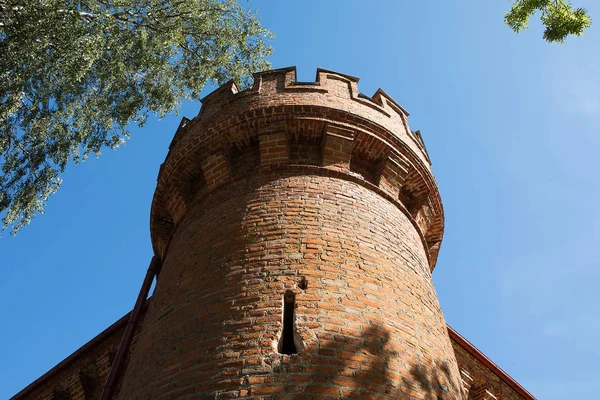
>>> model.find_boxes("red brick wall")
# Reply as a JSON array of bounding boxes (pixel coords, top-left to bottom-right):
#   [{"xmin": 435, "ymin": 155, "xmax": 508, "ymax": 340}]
[
  {"xmin": 12, "ymin": 312, "xmax": 533, "ymax": 399},
  {"xmin": 119, "ymin": 172, "xmax": 462, "ymax": 399}
]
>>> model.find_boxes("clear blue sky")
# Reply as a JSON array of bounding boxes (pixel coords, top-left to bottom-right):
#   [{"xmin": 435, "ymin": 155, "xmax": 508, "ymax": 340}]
[{"xmin": 2, "ymin": 1, "xmax": 599, "ymax": 398}]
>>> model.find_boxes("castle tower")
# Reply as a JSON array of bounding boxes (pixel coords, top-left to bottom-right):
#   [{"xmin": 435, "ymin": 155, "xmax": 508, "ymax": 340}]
[{"xmin": 119, "ymin": 67, "xmax": 462, "ymax": 399}]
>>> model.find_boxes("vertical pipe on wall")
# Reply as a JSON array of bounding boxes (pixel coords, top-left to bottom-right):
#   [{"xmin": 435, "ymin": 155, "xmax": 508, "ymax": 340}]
[{"xmin": 100, "ymin": 255, "xmax": 161, "ymax": 400}]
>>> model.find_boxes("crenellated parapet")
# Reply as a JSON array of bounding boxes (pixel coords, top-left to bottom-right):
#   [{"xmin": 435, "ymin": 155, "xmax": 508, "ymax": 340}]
[{"xmin": 150, "ymin": 67, "xmax": 444, "ymax": 270}]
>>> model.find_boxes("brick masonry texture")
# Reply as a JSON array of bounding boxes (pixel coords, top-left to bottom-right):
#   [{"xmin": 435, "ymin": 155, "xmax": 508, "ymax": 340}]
[
  {"xmin": 12, "ymin": 68, "xmax": 535, "ymax": 400},
  {"xmin": 12, "ymin": 304, "xmax": 533, "ymax": 400},
  {"xmin": 121, "ymin": 173, "xmax": 461, "ymax": 399}
]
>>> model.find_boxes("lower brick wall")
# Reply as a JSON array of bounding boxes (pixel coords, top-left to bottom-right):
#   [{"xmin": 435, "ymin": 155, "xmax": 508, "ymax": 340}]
[
  {"xmin": 12, "ymin": 314, "xmax": 127, "ymax": 400},
  {"xmin": 12, "ymin": 308, "xmax": 534, "ymax": 399},
  {"xmin": 449, "ymin": 327, "xmax": 535, "ymax": 400}
]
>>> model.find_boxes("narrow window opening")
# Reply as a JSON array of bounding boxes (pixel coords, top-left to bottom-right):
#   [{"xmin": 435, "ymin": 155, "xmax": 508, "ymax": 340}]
[{"xmin": 279, "ymin": 291, "xmax": 298, "ymax": 355}]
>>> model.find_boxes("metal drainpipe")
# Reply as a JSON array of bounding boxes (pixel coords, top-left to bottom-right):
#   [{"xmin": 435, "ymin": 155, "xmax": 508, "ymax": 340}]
[{"xmin": 100, "ymin": 255, "xmax": 162, "ymax": 400}]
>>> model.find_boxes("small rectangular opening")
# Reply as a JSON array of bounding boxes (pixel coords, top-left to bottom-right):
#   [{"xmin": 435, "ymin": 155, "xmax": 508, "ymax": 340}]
[{"xmin": 279, "ymin": 291, "xmax": 298, "ymax": 355}]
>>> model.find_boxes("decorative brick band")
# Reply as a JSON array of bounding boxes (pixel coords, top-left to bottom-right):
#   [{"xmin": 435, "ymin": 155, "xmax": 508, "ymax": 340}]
[{"xmin": 150, "ymin": 67, "xmax": 444, "ymax": 270}]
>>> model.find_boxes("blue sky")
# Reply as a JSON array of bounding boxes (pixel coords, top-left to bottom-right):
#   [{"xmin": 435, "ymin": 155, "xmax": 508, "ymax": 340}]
[{"xmin": 2, "ymin": 1, "xmax": 599, "ymax": 398}]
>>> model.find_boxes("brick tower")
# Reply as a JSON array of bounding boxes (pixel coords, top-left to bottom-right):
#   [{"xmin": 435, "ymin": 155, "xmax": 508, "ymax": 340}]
[{"xmin": 118, "ymin": 67, "xmax": 462, "ymax": 399}]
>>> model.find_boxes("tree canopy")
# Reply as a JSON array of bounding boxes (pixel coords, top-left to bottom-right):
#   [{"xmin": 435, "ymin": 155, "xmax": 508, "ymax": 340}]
[
  {"xmin": 0, "ymin": 0, "xmax": 272, "ymax": 235},
  {"xmin": 506, "ymin": 0, "xmax": 592, "ymax": 42},
  {"xmin": 0, "ymin": 1, "xmax": 594, "ymax": 236}
]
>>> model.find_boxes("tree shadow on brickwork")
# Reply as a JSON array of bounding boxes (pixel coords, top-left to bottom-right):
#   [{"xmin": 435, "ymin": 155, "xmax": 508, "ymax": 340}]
[
  {"xmin": 401, "ymin": 360, "xmax": 462, "ymax": 400},
  {"xmin": 287, "ymin": 323, "xmax": 393, "ymax": 399},
  {"xmin": 345, "ymin": 323, "xmax": 396, "ymax": 398},
  {"xmin": 288, "ymin": 323, "xmax": 461, "ymax": 399}
]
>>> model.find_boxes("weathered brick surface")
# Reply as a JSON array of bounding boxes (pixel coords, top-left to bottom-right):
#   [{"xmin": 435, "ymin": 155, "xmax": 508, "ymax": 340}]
[{"xmin": 121, "ymin": 173, "xmax": 462, "ymax": 399}]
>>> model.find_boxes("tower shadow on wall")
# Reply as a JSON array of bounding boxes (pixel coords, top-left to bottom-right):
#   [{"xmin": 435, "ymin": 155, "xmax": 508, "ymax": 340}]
[{"xmin": 289, "ymin": 323, "xmax": 459, "ymax": 399}]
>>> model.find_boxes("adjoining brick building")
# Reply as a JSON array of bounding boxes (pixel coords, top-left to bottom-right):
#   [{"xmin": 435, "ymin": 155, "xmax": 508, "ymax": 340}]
[{"xmin": 13, "ymin": 67, "xmax": 536, "ymax": 400}]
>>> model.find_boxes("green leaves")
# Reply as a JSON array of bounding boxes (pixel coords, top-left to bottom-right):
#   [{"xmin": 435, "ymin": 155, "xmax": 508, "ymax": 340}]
[
  {"xmin": 0, "ymin": 0, "xmax": 273, "ymax": 235},
  {"xmin": 505, "ymin": 0, "xmax": 592, "ymax": 43}
]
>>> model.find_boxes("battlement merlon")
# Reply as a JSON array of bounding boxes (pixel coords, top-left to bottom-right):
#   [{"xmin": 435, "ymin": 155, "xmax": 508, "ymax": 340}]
[{"xmin": 195, "ymin": 66, "xmax": 432, "ymax": 169}]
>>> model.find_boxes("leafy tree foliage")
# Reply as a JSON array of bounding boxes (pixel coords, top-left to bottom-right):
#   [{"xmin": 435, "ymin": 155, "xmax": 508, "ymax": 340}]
[
  {"xmin": 505, "ymin": 0, "xmax": 592, "ymax": 42},
  {"xmin": 0, "ymin": 0, "xmax": 272, "ymax": 234}
]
